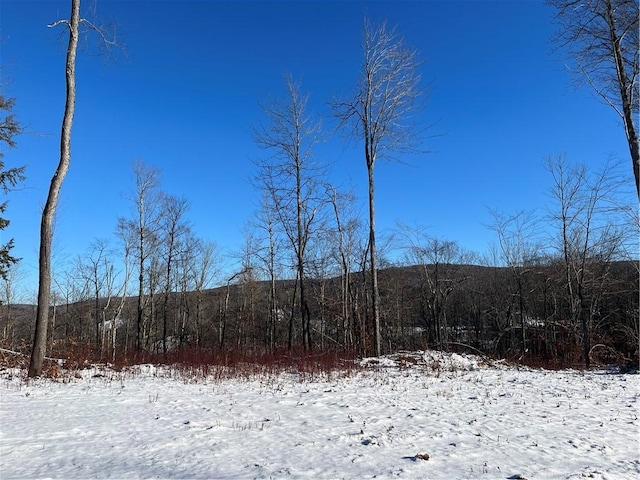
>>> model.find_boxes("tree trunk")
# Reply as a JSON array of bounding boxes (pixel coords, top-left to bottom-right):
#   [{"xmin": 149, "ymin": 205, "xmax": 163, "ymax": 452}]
[
  {"xmin": 518, "ymin": 275, "xmax": 526, "ymax": 359},
  {"xmin": 221, "ymin": 282, "xmax": 230, "ymax": 348},
  {"xmin": 162, "ymin": 245, "xmax": 174, "ymax": 356},
  {"xmin": 136, "ymin": 253, "xmax": 144, "ymax": 350},
  {"xmin": 604, "ymin": 0, "xmax": 640, "ymax": 198},
  {"xmin": 29, "ymin": 0, "xmax": 79, "ymax": 377},
  {"xmin": 367, "ymin": 163, "xmax": 382, "ymax": 357},
  {"xmin": 287, "ymin": 277, "xmax": 298, "ymax": 350},
  {"xmin": 296, "ymin": 153, "xmax": 311, "ymax": 350},
  {"xmin": 269, "ymin": 272, "xmax": 277, "ymax": 351}
]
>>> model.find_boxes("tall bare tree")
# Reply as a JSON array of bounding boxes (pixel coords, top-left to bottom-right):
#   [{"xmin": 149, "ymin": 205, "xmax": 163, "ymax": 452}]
[
  {"xmin": 29, "ymin": 0, "xmax": 117, "ymax": 377},
  {"xmin": 333, "ymin": 18, "xmax": 424, "ymax": 356},
  {"xmin": 124, "ymin": 160, "xmax": 163, "ymax": 352},
  {"xmin": 253, "ymin": 75, "xmax": 324, "ymax": 350},
  {"xmin": 29, "ymin": 0, "xmax": 81, "ymax": 377},
  {"xmin": 548, "ymin": 0, "xmax": 640, "ymax": 197}
]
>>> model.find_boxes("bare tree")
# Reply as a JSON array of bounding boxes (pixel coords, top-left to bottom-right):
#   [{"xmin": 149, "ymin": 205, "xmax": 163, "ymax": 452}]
[
  {"xmin": 548, "ymin": 0, "xmax": 640, "ymax": 196},
  {"xmin": 96, "ymin": 246, "xmax": 119, "ymax": 361},
  {"xmin": 119, "ymin": 160, "xmax": 163, "ymax": 352},
  {"xmin": 0, "ymin": 263, "xmax": 25, "ymax": 347},
  {"xmin": 399, "ymin": 224, "xmax": 474, "ymax": 350},
  {"xmin": 546, "ymin": 154, "xmax": 628, "ymax": 367},
  {"xmin": 29, "ymin": 0, "xmax": 118, "ymax": 377},
  {"xmin": 186, "ymin": 237, "xmax": 220, "ymax": 347},
  {"xmin": 49, "ymin": 268, "xmax": 84, "ymax": 344},
  {"xmin": 158, "ymin": 194, "xmax": 189, "ymax": 354},
  {"xmin": 29, "ymin": 0, "xmax": 82, "ymax": 377},
  {"xmin": 253, "ymin": 75, "xmax": 324, "ymax": 350},
  {"xmin": 229, "ymin": 228, "xmax": 260, "ymax": 349},
  {"xmin": 109, "ymin": 219, "xmax": 135, "ymax": 361},
  {"xmin": 327, "ymin": 186, "xmax": 362, "ymax": 350},
  {"xmin": 251, "ymin": 192, "xmax": 285, "ymax": 351},
  {"xmin": 333, "ymin": 18, "xmax": 424, "ymax": 356},
  {"xmin": 74, "ymin": 239, "xmax": 112, "ymax": 353},
  {"xmin": 488, "ymin": 210, "xmax": 543, "ymax": 359}
]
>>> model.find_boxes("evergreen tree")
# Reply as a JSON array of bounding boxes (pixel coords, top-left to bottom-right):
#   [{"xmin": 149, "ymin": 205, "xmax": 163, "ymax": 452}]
[{"xmin": 0, "ymin": 95, "xmax": 25, "ymax": 280}]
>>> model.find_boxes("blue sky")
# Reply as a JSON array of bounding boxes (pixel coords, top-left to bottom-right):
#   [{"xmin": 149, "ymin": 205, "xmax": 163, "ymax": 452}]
[{"xmin": 0, "ymin": 0, "xmax": 633, "ymax": 295}]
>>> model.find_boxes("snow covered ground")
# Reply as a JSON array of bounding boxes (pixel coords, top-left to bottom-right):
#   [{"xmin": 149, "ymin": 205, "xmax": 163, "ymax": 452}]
[{"xmin": 0, "ymin": 351, "xmax": 638, "ymax": 479}]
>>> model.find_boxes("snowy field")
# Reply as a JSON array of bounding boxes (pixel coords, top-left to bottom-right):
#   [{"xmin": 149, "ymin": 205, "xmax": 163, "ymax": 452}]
[{"xmin": 0, "ymin": 351, "xmax": 638, "ymax": 480}]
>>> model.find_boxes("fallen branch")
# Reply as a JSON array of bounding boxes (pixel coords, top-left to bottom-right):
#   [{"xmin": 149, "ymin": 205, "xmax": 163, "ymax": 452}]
[{"xmin": 0, "ymin": 347, "xmax": 64, "ymax": 363}]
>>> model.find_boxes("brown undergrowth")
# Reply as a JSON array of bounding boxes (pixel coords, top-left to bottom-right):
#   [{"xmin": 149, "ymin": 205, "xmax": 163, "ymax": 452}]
[{"xmin": 0, "ymin": 344, "xmax": 362, "ymax": 382}]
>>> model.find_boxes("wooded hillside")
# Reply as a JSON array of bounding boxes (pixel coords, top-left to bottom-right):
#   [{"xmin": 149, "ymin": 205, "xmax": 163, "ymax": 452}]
[{"xmin": 2, "ymin": 261, "xmax": 636, "ymax": 369}]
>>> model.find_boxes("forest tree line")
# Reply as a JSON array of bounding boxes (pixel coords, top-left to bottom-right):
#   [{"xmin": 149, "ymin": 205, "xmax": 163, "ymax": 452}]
[
  {"xmin": 1, "ymin": 153, "xmax": 637, "ymax": 368},
  {"xmin": 0, "ymin": 1, "xmax": 637, "ymax": 374}
]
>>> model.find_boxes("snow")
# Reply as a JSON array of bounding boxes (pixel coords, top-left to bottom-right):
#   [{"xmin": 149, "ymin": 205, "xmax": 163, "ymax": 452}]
[{"xmin": 1, "ymin": 351, "xmax": 638, "ymax": 479}]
